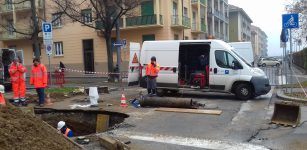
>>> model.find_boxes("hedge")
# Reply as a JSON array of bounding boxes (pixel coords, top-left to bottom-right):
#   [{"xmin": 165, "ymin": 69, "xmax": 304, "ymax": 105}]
[{"xmin": 293, "ymin": 48, "xmax": 307, "ymax": 70}]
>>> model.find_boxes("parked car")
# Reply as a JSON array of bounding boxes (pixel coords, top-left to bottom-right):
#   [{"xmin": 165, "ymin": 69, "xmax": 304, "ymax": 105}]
[{"xmin": 258, "ymin": 58, "xmax": 280, "ymax": 67}]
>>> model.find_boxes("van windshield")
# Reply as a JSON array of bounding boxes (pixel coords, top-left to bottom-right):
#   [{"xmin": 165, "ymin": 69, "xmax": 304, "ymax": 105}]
[{"xmin": 231, "ymin": 49, "xmax": 252, "ymax": 67}]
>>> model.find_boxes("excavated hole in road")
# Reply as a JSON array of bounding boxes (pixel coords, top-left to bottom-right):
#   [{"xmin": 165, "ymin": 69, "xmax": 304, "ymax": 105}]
[{"xmin": 34, "ymin": 108, "xmax": 129, "ymax": 136}]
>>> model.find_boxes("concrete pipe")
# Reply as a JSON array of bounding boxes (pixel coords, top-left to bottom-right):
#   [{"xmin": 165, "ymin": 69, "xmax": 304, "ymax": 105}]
[{"xmin": 140, "ymin": 96, "xmax": 193, "ymax": 108}]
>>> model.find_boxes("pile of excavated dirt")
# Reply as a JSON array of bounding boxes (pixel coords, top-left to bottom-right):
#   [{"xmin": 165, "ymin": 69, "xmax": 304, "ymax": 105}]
[{"xmin": 0, "ymin": 105, "xmax": 82, "ymax": 150}]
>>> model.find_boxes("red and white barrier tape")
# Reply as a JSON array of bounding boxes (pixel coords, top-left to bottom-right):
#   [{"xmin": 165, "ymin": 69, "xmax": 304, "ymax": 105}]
[{"xmin": 55, "ymin": 67, "xmax": 127, "ymax": 76}]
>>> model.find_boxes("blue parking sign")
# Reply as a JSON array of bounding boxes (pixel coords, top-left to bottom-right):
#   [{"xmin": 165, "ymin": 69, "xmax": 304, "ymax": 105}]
[
  {"xmin": 282, "ymin": 14, "xmax": 299, "ymax": 29},
  {"xmin": 43, "ymin": 22, "xmax": 52, "ymax": 32}
]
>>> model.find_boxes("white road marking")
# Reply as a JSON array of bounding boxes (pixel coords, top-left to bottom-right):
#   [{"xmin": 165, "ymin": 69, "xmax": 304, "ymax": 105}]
[{"xmin": 110, "ymin": 131, "xmax": 269, "ymax": 150}]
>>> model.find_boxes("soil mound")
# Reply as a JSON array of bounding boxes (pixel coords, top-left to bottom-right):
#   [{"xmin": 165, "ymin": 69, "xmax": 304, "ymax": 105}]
[{"xmin": 0, "ymin": 105, "xmax": 81, "ymax": 150}]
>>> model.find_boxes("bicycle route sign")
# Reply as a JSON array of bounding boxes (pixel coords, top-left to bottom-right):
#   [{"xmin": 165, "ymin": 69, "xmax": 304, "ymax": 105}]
[{"xmin": 282, "ymin": 13, "xmax": 299, "ymax": 29}]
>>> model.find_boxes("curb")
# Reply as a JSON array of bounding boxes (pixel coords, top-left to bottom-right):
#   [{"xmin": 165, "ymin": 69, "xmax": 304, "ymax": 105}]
[{"xmin": 276, "ymin": 89, "xmax": 307, "ymax": 103}]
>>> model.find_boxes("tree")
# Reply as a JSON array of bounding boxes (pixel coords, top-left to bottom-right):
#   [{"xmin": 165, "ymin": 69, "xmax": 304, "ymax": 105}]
[
  {"xmin": 52, "ymin": 0, "xmax": 140, "ymax": 75},
  {"xmin": 0, "ymin": 0, "xmax": 62, "ymax": 58},
  {"xmin": 285, "ymin": 0, "xmax": 307, "ymax": 47}
]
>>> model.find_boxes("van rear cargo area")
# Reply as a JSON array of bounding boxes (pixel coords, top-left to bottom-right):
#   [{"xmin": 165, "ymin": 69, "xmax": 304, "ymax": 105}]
[{"xmin": 179, "ymin": 43, "xmax": 210, "ymax": 88}]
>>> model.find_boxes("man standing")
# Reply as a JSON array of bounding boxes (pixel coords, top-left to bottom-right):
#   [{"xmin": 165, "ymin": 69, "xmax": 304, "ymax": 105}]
[
  {"xmin": 146, "ymin": 56, "xmax": 160, "ymax": 96},
  {"xmin": 9, "ymin": 58, "xmax": 27, "ymax": 106},
  {"xmin": 30, "ymin": 58, "xmax": 48, "ymax": 107}
]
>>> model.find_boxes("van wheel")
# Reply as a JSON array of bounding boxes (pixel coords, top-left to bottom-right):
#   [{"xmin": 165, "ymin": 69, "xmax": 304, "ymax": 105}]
[
  {"xmin": 235, "ymin": 84, "xmax": 252, "ymax": 100},
  {"xmin": 262, "ymin": 63, "xmax": 266, "ymax": 67},
  {"xmin": 156, "ymin": 89, "xmax": 165, "ymax": 97}
]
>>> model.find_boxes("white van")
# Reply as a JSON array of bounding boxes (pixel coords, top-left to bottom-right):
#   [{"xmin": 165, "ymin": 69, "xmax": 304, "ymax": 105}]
[
  {"xmin": 0, "ymin": 48, "xmax": 24, "ymax": 90},
  {"xmin": 228, "ymin": 42, "xmax": 254, "ymax": 65},
  {"xmin": 128, "ymin": 40, "xmax": 271, "ymax": 100}
]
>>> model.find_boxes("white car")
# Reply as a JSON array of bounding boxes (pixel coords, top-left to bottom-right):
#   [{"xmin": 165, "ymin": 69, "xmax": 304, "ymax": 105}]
[{"xmin": 258, "ymin": 58, "xmax": 280, "ymax": 67}]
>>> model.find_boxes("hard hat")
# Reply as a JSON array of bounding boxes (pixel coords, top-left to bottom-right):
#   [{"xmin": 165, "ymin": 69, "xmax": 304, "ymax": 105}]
[
  {"xmin": 57, "ymin": 121, "xmax": 65, "ymax": 130},
  {"xmin": 151, "ymin": 56, "xmax": 156, "ymax": 61},
  {"xmin": 0, "ymin": 85, "xmax": 5, "ymax": 94}
]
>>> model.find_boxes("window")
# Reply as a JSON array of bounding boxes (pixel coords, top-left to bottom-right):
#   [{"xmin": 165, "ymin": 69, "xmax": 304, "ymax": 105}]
[
  {"xmin": 215, "ymin": 50, "xmax": 238, "ymax": 69},
  {"xmin": 142, "ymin": 34, "xmax": 155, "ymax": 42},
  {"xmin": 184, "ymin": 7, "xmax": 188, "ymax": 17},
  {"xmin": 81, "ymin": 9, "xmax": 92, "ymax": 24},
  {"xmin": 52, "ymin": 13, "xmax": 62, "ymax": 27},
  {"xmin": 174, "ymin": 34, "xmax": 179, "ymax": 40},
  {"xmin": 54, "ymin": 42, "xmax": 64, "ymax": 56}
]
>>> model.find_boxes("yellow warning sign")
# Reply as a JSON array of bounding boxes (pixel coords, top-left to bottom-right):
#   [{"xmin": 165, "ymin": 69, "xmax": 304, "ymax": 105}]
[{"xmin": 132, "ymin": 53, "xmax": 139, "ymax": 64}]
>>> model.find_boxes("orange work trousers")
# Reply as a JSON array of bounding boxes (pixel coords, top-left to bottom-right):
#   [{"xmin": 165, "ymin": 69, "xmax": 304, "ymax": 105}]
[{"xmin": 12, "ymin": 81, "xmax": 26, "ymax": 99}]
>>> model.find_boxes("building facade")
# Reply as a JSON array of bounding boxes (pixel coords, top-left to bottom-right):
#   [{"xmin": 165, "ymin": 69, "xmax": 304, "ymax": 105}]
[
  {"xmin": 206, "ymin": 0, "xmax": 229, "ymax": 42},
  {"xmin": 251, "ymin": 25, "xmax": 268, "ymax": 59},
  {"xmin": 228, "ymin": 4, "xmax": 252, "ymax": 42},
  {"xmin": 0, "ymin": 0, "xmax": 208, "ymax": 76}
]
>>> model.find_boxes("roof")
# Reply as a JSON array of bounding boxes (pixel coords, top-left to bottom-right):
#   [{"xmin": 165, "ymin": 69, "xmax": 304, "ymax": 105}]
[{"xmin": 229, "ymin": 4, "xmax": 253, "ymax": 23}]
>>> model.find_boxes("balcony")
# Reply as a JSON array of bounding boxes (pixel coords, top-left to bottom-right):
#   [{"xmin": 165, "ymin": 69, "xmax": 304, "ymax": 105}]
[
  {"xmin": 95, "ymin": 15, "xmax": 163, "ymax": 30},
  {"xmin": 126, "ymin": 14, "xmax": 163, "ymax": 28},
  {"xmin": 191, "ymin": 0, "xmax": 206, "ymax": 6},
  {"xmin": 191, "ymin": 23, "xmax": 206, "ymax": 33},
  {"xmin": 0, "ymin": 4, "xmax": 13, "ymax": 14},
  {"xmin": 0, "ymin": 0, "xmax": 44, "ymax": 14},
  {"xmin": 95, "ymin": 18, "xmax": 123, "ymax": 29},
  {"xmin": 0, "ymin": 29, "xmax": 33, "ymax": 41},
  {"xmin": 171, "ymin": 15, "xmax": 191, "ymax": 29}
]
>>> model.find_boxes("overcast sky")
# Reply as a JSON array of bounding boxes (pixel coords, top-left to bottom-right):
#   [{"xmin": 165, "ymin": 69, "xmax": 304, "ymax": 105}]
[{"xmin": 228, "ymin": 0, "xmax": 287, "ymax": 56}]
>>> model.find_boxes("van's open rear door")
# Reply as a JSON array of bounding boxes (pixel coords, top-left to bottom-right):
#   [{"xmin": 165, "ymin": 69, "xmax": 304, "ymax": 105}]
[{"xmin": 128, "ymin": 42, "xmax": 141, "ymax": 86}]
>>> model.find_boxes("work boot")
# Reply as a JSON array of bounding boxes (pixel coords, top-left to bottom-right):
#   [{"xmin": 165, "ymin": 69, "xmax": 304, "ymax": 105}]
[
  {"xmin": 13, "ymin": 99, "xmax": 20, "ymax": 107},
  {"xmin": 20, "ymin": 98, "xmax": 28, "ymax": 107},
  {"xmin": 152, "ymin": 89, "xmax": 156, "ymax": 96},
  {"xmin": 147, "ymin": 89, "xmax": 152, "ymax": 95}
]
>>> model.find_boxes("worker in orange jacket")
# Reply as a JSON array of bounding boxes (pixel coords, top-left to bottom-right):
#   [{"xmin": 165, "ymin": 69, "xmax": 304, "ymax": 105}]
[
  {"xmin": 9, "ymin": 57, "xmax": 27, "ymax": 106},
  {"xmin": 146, "ymin": 56, "xmax": 160, "ymax": 96},
  {"xmin": 30, "ymin": 58, "xmax": 48, "ymax": 107}
]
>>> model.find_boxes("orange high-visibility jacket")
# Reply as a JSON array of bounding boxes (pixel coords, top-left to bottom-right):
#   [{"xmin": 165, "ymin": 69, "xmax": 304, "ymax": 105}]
[
  {"xmin": 30, "ymin": 64, "xmax": 48, "ymax": 88},
  {"xmin": 9, "ymin": 63, "xmax": 26, "ymax": 82},
  {"xmin": 146, "ymin": 63, "xmax": 160, "ymax": 77}
]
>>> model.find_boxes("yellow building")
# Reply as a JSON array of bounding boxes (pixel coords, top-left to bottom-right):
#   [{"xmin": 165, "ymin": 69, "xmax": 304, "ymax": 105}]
[{"xmin": 0, "ymin": 0, "xmax": 208, "ymax": 76}]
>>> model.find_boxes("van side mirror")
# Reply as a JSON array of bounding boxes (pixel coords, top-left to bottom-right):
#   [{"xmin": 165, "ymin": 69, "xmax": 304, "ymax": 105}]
[{"xmin": 232, "ymin": 60, "xmax": 242, "ymax": 70}]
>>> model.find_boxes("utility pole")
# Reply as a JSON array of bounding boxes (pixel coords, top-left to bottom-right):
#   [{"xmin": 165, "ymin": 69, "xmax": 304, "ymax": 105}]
[{"xmin": 116, "ymin": 19, "xmax": 121, "ymax": 82}]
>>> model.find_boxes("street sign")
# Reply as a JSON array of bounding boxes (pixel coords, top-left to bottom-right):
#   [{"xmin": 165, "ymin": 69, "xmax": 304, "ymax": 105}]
[
  {"xmin": 112, "ymin": 39, "xmax": 127, "ymax": 48},
  {"xmin": 42, "ymin": 22, "xmax": 53, "ymax": 40},
  {"xmin": 112, "ymin": 43, "xmax": 123, "ymax": 47},
  {"xmin": 280, "ymin": 29, "xmax": 289, "ymax": 42},
  {"xmin": 282, "ymin": 14, "xmax": 299, "ymax": 29},
  {"xmin": 45, "ymin": 44, "xmax": 53, "ymax": 56}
]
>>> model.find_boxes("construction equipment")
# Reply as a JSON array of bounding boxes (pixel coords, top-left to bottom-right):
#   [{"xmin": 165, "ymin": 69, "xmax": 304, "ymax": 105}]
[{"xmin": 271, "ymin": 101, "xmax": 301, "ymax": 127}]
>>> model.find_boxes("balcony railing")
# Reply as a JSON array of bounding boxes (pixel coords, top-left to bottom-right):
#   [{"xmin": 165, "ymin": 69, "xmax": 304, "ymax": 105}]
[
  {"xmin": 126, "ymin": 14, "xmax": 163, "ymax": 27},
  {"xmin": 95, "ymin": 18, "xmax": 123, "ymax": 29},
  {"xmin": 201, "ymin": 24, "xmax": 206, "ymax": 32},
  {"xmin": 0, "ymin": 4, "xmax": 13, "ymax": 13},
  {"xmin": 0, "ymin": 29, "xmax": 33, "ymax": 41},
  {"xmin": 0, "ymin": 0, "xmax": 44, "ymax": 13},
  {"xmin": 172, "ymin": 15, "xmax": 191, "ymax": 28},
  {"xmin": 191, "ymin": 0, "xmax": 206, "ymax": 5}
]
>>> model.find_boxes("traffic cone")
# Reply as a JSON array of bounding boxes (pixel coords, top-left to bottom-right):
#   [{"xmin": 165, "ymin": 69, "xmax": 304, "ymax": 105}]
[
  {"xmin": 45, "ymin": 93, "xmax": 53, "ymax": 106},
  {"xmin": 0, "ymin": 94, "xmax": 6, "ymax": 107},
  {"xmin": 120, "ymin": 93, "xmax": 128, "ymax": 107}
]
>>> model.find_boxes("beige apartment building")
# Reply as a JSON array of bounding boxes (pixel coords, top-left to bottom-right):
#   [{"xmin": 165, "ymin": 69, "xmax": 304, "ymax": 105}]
[
  {"xmin": 228, "ymin": 4, "xmax": 252, "ymax": 42},
  {"xmin": 0, "ymin": 0, "xmax": 208, "ymax": 76},
  {"xmin": 251, "ymin": 25, "xmax": 268, "ymax": 58}
]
